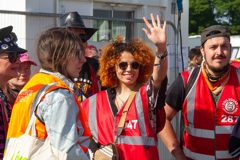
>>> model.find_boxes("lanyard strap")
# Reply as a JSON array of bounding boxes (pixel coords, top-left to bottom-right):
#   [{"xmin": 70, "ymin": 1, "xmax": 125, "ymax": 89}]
[{"xmin": 115, "ymin": 83, "xmax": 142, "ymax": 143}]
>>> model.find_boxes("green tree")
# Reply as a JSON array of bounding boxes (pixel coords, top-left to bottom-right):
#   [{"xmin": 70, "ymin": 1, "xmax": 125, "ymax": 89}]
[
  {"xmin": 189, "ymin": 0, "xmax": 240, "ymax": 35},
  {"xmin": 214, "ymin": 0, "xmax": 240, "ymax": 34},
  {"xmin": 189, "ymin": 0, "xmax": 217, "ymax": 36}
]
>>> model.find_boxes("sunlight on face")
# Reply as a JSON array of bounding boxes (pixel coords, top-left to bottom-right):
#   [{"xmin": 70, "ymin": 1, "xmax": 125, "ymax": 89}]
[
  {"xmin": 201, "ymin": 37, "xmax": 231, "ymax": 74},
  {"xmin": 115, "ymin": 51, "xmax": 139, "ymax": 87},
  {"xmin": 8, "ymin": 62, "xmax": 31, "ymax": 90}
]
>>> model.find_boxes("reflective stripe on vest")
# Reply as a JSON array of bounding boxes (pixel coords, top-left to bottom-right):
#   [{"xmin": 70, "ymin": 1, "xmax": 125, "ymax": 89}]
[
  {"xmin": 89, "ymin": 94, "xmax": 98, "ymax": 140},
  {"xmin": 132, "ymin": 91, "xmax": 148, "ymax": 137},
  {"xmin": 185, "ymin": 125, "xmax": 234, "ymax": 139},
  {"xmin": 117, "ymin": 135, "xmax": 157, "ymax": 146},
  {"xmin": 186, "ymin": 69, "xmax": 198, "ymax": 125},
  {"xmin": 184, "ymin": 147, "xmax": 233, "ymax": 160}
]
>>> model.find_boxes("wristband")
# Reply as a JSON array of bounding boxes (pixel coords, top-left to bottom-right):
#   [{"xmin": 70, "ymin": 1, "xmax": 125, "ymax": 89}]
[{"xmin": 154, "ymin": 50, "xmax": 168, "ymax": 69}]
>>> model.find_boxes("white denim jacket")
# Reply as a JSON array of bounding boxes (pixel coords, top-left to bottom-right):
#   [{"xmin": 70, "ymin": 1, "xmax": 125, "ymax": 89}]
[{"xmin": 36, "ymin": 69, "xmax": 89, "ymax": 160}]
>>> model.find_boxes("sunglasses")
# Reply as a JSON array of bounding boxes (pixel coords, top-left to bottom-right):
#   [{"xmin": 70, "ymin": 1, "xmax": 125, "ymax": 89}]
[
  {"xmin": 76, "ymin": 49, "xmax": 85, "ymax": 60},
  {"xmin": 118, "ymin": 62, "xmax": 140, "ymax": 70},
  {"xmin": 0, "ymin": 52, "xmax": 21, "ymax": 63},
  {"xmin": 79, "ymin": 34, "xmax": 88, "ymax": 43}
]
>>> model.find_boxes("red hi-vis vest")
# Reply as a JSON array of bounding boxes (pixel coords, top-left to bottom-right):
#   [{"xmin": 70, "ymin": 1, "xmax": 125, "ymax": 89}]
[
  {"xmin": 82, "ymin": 84, "xmax": 166, "ymax": 160},
  {"xmin": 6, "ymin": 73, "xmax": 91, "ymax": 153},
  {"xmin": 181, "ymin": 66, "xmax": 240, "ymax": 160}
]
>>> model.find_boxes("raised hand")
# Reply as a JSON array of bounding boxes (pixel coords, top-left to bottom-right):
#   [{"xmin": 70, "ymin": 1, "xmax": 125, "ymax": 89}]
[{"xmin": 142, "ymin": 13, "xmax": 167, "ymax": 54}]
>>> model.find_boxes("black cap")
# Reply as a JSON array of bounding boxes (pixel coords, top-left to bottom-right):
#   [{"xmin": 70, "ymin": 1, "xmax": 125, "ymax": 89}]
[
  {"xmin": 0, "ymin": 26, "xmax": 27, "ymax": 54},
  {"xmin": 201, "ymin": 25, "xmax": 230, "ymax": 46},
  {"xmin": 59, "ymin": 12, "xmax": 98, "ymax": 40}
]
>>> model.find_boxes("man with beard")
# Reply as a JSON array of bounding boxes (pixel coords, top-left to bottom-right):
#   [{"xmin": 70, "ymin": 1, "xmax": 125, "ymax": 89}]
[{"xmin": 159, "ymin": 25, "xmax": 240, "ymax": 160}]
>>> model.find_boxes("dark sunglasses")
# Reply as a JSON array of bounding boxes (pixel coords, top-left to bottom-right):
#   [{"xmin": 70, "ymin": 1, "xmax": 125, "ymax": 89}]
[
  {"xmin": 79, "ymin": 34, "xmax": 88, "ymax": 43},
  {"xmin": 0, "ymin": 52, "xmax": 21, "ymax": 63},
  {"xmin": 118, "ymin": 62, "xmax": 140, "ymax": 70}
]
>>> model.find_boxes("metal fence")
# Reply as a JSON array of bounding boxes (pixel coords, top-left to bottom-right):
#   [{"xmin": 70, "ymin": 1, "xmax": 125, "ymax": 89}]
[{"xmin": 0, "ymin": 10, "xmax": 182, "ymax": 160}]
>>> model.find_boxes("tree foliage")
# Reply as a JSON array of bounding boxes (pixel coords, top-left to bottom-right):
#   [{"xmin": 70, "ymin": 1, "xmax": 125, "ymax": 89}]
[{"xmin": 189, "ymin": 0, "xmax": 240, "ymax": 35}]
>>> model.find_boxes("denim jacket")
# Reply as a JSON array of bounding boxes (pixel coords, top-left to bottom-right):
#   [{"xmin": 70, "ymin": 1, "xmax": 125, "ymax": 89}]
[{"xmin": 36, "ymin": 69, "xmax": 89, "ymax": 160}]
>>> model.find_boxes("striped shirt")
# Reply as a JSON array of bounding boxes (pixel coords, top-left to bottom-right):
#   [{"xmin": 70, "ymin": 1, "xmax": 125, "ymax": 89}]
[{"xmin": 0, "ymin": 89, "xmax": 11, "ymax": 160}]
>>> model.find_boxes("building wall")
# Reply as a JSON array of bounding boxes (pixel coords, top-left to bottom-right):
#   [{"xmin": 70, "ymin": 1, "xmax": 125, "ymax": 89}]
[
  {"xmin": 0, "ymin": 0, "xmax": 26, "ymax": 50},
  {"xmin": 60, "ymin": 1, "xmax": 92, "ymax": 15},
  {"xmin": 26, "ymin": 0, "xmax": 55, "ymax": 12}
]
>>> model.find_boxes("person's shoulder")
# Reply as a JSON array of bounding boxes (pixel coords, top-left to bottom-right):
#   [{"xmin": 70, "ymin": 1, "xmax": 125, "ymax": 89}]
[
  {"xmin": 86, "ymin": 57, "xmax": 98, "ymax": 63},
  {"xmin": 86, "ymin": 57, "xmax": 99, "ymax": 67},
  {"xmin": 166, "ymin": 74, "xmax": 185, "ymax": 96},
  {"xmin": 92, "ymin": 87, "xmax": 114, "ymax": 98},
  {"xmin": 44, "ymin": 87, "xmax": 74, "ymax": 103},
  {"xmin": 86, "ymin": 57, "xmax": 99, "ymax": 73},
  {"xmin": 82, "ymin": 89, "xmax": 109, "ymax": 104},
  {"xmin": 188, "ymin": 63, "xmax": 197, "ymax": 70}
]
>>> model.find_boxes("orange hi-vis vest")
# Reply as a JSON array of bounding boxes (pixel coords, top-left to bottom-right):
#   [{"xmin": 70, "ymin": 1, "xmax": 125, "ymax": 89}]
[
  {"xmin": 181, "ymin": 66, "xmax": 240, "ymax": 160},
  {"xmin": 6, "ymin": 72, "xmax": 91, "ymax": 153}
]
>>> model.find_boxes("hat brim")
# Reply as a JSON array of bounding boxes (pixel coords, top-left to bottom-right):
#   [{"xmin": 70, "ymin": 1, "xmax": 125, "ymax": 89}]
[
  {"xmin": 5, "ymin": 46, "xmax": 27, "ymax": 54},
  {"xmin": 64, "ymin": 26, "xmax": 98, "ymax": 40},
  {"xmin": 84, "ymin": 28, "xmax": 98, "ymax": 40},
  {"xmin": 20, "ymin": 60, "xmax": 37, "ymax": 66}
]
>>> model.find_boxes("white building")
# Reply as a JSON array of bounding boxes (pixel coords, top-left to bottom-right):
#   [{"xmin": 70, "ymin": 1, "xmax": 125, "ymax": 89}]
[{"xmin": 0, "ymin": 0, "xmax": 189, "ymax": 159}]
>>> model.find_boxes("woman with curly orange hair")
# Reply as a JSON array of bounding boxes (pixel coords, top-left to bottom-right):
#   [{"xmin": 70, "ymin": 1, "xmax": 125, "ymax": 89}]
[{"xmin": 82, "ymin": 13, "xmax": 168, "ymax": 160}]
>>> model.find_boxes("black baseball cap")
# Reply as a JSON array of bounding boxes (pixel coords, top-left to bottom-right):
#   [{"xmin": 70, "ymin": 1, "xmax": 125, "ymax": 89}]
[
  {"xmin": 201, "ymin": 25, "xmax": 230, "ymax": 46},
  {"xmin": 0, "ymin": 26, "xmax": 27, "ymax": 53}
]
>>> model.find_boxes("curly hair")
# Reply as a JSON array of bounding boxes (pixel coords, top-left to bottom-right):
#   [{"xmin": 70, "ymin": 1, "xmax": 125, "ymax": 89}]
[{"xmin": 98, "ymin": 36, "xmax": 155, "ymax": 87}]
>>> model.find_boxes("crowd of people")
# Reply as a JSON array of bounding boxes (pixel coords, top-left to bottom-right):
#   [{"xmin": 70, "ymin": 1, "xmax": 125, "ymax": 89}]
[{"xmin": 0, "ymin": 11, "xmax": 240, "ymax": 160}]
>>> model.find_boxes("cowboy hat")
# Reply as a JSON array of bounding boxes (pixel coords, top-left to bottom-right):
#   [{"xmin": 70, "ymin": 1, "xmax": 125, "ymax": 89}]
[{"xmin": 59, "ymin": 11, "xmax": 98, "ymax": 40}]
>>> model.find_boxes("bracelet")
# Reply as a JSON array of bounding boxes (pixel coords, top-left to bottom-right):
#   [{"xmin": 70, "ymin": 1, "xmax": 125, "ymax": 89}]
[
  {"xmin": 154, "ymin": 50, "xmax": 168, "ymax": 69},
  {"xmin": 156, "ymin": 50, "xmax": 168, "ymax": 59}
]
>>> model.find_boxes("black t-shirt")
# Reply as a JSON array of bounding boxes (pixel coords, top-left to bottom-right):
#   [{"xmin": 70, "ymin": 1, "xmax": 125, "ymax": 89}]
[{"xmin": 165, "ymin": 74, "xmax": 185, "ymax": 112}]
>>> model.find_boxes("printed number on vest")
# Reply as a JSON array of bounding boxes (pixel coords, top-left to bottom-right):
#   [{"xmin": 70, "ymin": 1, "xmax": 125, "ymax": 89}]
[
  {"xmin": 221, "ymin": 115, "xmax": 238, "ymax": 123},
  {"xmin": 124, "ymin": 120, "xmax": 138, "ymax": 129}
]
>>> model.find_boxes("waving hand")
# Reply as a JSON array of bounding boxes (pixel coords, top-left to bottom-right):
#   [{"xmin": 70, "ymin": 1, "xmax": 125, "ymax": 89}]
[{"xmin": 142, "ymin": 13, "xmax": 167, "ymax": 54}]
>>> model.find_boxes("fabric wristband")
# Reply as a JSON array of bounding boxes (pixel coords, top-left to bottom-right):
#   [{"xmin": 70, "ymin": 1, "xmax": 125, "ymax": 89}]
[{"xmin": 154, "ymin": 50, "xmax": 168, "ymax": 69}]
